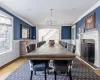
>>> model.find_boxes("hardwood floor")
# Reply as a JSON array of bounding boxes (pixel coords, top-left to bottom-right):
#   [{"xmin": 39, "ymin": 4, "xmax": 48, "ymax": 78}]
[
  {"xmin": 0, "ymin": 57, "xmax": 100, "ymax": 80},
  {"xmin": 77, "ymin": 56, "xmax": 100, "ymax": 76},
  {"xmin": 0, "ymin": 57, "xmax": 27, "ymax": 80}
]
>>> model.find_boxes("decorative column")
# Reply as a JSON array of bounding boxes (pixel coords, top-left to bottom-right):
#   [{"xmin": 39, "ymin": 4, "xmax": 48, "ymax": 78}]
[{"xmin": 76, "ymin": 34, "xmax": 81, "ymax": 56}]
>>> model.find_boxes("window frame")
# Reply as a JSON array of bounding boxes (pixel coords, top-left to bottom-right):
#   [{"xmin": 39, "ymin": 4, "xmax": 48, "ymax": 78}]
[{"xmin": 0, "ymin": 10, "xmax": 13, "ymax": 54}]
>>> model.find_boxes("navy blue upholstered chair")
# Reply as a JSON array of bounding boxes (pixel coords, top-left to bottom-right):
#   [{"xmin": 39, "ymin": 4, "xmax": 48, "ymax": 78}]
[
  {"xmin": 29, "ymin": 60, "xmax": 49, "ymax": 80},
  {"xmin": 26, "ymin": 44, "xmax": 49, "ymax": 80}
]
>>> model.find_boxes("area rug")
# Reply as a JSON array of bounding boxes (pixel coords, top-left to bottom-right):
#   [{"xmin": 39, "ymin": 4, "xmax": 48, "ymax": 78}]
[{"xmin": 6, "ymin": 59, "xmax": 100, "ymax": 80}]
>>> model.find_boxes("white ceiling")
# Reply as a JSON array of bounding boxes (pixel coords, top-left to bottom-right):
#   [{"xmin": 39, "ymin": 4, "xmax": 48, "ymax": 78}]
[{"xmin": 0, "ymin": 0, "xmax": 99, "ymax": 26}]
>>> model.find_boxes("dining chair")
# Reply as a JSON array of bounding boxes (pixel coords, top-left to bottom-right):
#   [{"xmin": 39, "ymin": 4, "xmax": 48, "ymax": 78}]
[
  {"xmin": 29, "ymin": 60, "xmax": 49, "ymax": 80},
  {"xmin": 26, "ymin": 44, "xmax": 49, "ymax": 80},
  {"xmin": 37, "ymin": 41, "xmax": 46, "ymax": 48},
  {"xmin": 53, "ymin": 43, "xmax": 76, "ymax": 80},
  {"xmin": 67, "ymin": 44, "xmax": 76, "ymax": 53},
  {"xmin": 53, "ymin": 60, "xmax": 72, "ymax": 80},
  {"xmin": 59, "ymin": 41, "xmax": 67, "ymax": 48},
  {"xmin": 37, "ymin": 43, "xmax": 39, "ymax": 48},
  {"xmin": 64, "ymin": 42, "xmax": 67, "ymax": 48}
]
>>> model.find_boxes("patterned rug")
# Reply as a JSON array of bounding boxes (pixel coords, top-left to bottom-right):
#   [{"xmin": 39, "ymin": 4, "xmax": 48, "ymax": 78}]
[{"xmin": 6, "ymin": 59, "xmax": 100, "ymax": 80}]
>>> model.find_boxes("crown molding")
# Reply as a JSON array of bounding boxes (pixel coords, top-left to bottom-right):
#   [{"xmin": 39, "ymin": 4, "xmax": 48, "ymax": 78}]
[
  {"xmin": 34, "ymin": 23, "xmax": 71, "ymax": 27},
  {"xmin": 73, "ymin": 1, "xmax": 100, "ymax": 24},
  {"xmin": 0, "ymin": 3, "xmax": 33, "ymax": 26}
]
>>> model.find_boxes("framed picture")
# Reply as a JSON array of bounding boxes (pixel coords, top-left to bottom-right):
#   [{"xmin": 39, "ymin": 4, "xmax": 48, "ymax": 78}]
[
  {"xmin": 21, "ymin": 25, "xmax": 30, "ymax": 38},
  {"xmin": 85, "ymin": 13, "xmax": 95, "ymax": 30}
]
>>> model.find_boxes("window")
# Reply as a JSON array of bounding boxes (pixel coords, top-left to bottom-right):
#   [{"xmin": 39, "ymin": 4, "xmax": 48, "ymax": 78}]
[{"xmin": 0, "ymin": 12, "xmax": 12, "ymax": 53}]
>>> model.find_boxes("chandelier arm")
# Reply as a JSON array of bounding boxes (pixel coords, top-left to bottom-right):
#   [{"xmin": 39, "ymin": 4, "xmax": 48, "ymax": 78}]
[
  {"xmin": 45, "ymin": 9, "xmax": 57, "ymax": 26},
  {"xmin": 51, "ymin": 9, "xmax": 53, "ymax": 17}
]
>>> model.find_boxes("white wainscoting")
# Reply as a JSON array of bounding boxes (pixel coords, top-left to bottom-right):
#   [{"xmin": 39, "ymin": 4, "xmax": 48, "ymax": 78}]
[
  {"xmin": 76, "ymin": 39, "xmax": 81, "ymax": 56},
  {"xmin": 0, "ymin": 40, "xmax": 19, "ymax": 67},
  {"xmin": 61, "ymin": 39, "xmax": 71, "ymax": 44}
]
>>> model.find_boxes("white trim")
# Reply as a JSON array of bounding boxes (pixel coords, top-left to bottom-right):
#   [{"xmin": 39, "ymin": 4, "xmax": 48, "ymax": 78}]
[
  {"xmin": 34, "ymin": 24, "xmax": 72, "ymax": 27},
  {"xmin": 71, "ymin": 24, "xmax": 76, "ymax": 45},
  {"xmin": 73, "ymin": 1, "xmax": 100, "ymax": 24},
  {"xmin": 61, "ymin": 39, "xmax": 71, "ymax": 44},
  {"xmin": 77, "ymin": 30, "xmax": 100, "ymax": 67},
  {"xmin": 0, "ymin": 10, "xmax": 12, "ymax": 18},
  {"xmin": 0, "ymin": 3, "xmax": 33, "ymax": 26},
  {"xmin": 0, "ymin": 10, "xmax": 13, "ymax": 53}
]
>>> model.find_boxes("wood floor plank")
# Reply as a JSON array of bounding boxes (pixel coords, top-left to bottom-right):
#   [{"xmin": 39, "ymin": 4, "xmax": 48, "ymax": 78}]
[{"xmin": 0, "ymin": 57, "xmax": 27, "ymax": 80}]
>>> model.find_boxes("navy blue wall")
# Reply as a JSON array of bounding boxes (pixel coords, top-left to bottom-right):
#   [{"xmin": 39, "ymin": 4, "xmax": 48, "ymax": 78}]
[
  {"xmin": 61, "ymin": 26, "xmax": 71, "ymax": 39},
  {"xmin": 0, "ymin": 7, "xmax": 36, "ymax": 40},
  {"xmin": 76, "ymin": 6, "xmax": 100, "ymax": 39}
]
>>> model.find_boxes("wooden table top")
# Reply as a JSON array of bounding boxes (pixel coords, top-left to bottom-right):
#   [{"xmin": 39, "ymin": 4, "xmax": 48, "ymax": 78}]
[{"xmin": 26, "ymin": 43, "xmax": 76, "ymax": 60}]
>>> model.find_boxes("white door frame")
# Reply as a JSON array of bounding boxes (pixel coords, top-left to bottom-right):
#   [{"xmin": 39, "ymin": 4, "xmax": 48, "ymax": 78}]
[{"xmin": 71, "ymin": 24, "xmax": 76, "ymax": 45}]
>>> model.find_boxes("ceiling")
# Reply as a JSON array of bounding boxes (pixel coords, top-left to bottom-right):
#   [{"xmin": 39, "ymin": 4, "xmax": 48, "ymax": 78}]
[{"xmin": 0, "ymin": 0, "xmax": 99, "ymax": 26}]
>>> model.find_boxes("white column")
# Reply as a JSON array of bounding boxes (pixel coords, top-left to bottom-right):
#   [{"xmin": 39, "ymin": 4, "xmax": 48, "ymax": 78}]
[{"xmin": 76, "ymin": 34, "xmax": 81, "ymax": 56}]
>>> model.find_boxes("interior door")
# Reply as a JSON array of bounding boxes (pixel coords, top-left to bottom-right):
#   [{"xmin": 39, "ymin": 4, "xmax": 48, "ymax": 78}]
[{"xmin": 71, "ymin": 24, "xmax": 76, "ymax": 45}]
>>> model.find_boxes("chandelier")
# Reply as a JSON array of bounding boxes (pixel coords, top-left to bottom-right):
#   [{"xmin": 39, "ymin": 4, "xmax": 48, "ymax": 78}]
[{"xmin": 45, "ymin": 9, "xmax": 57, "ymax": 26}]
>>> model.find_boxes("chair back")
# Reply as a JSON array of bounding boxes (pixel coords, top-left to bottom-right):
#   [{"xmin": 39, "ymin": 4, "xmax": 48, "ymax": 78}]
[
  {"xmin": 29, "ymin": 44, "xmax": 36, "ymax": 52},
  {"xmin": 37, "ymin": 41, "xmax": 46, "ymax": 48},
  {"xmin": 26, "ymin": 46, "xmax": 31, "ymax": 53},
  {"xmin": 26, "ymin": 44, "xmax": 36, "ymax": 53},
  {"xmin": 59, "ymin": 41, "xmax": 67, "ymax": 48},
  {"xmin": 67, "ymin": 44, "xmax": 76, "ymax": 53}
]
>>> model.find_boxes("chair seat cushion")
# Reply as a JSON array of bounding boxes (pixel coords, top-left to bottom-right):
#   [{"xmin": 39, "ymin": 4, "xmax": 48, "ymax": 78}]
[
  {"xmin": 34, "ymin": 63, "xmax": 46, "ymax": 71},
  {"xmin": 54, "ymin": 65, "xmax": 68, "ymax": 72},
  {"xmin": 53, "ymin": 60, "xmax": 70, "ymax": 72}
]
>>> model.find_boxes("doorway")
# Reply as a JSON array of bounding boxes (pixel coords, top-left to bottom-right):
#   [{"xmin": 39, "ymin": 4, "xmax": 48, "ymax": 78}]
[{"xmin": 38, "ymin": 28, "xmax": 59, "ymax": 43}]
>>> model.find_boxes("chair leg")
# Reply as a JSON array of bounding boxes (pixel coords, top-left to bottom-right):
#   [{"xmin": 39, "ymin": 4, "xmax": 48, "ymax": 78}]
[
  {"xmin": 30, "ymin": 70, "xmax": 33, "ymax": 80},
  {"xmin": 54, "ymin": 71, "xmax": 57, "ymax": 80},
  {"xmin": 34, "ymin": 71, "xmax": 36, "ymax": 75},
  {"xmin": 69, "ymin": 71, "xmax": 72, "ymax": 80},
  {"xmin": 44, "ymin": 69, "xmax": 47, "ymax": 80},
  {"xmin": 47, "ymin": 69, "xmax": 49, "ymax": 74},
  {"xmin": 67, "ymin": 72, "xmax": 69, "ymax": 76}
]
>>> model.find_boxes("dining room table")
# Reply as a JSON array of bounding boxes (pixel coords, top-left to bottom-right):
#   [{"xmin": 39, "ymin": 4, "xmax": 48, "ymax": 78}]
[{"xmin": 25, "ymin": 43, "xmax": 76, "ymax": 60}]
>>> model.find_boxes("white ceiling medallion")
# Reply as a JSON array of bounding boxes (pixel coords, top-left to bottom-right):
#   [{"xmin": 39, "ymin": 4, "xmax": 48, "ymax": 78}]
[{"xmin": 45, "ymin": 9, "xmax": 57, "ymax": 26}]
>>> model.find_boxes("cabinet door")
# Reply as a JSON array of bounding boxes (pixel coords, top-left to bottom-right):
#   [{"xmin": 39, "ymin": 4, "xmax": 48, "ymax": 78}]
[{"xmin": 20, "ymin": 41, "xmax": 27, "ymax": 55}]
